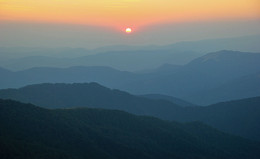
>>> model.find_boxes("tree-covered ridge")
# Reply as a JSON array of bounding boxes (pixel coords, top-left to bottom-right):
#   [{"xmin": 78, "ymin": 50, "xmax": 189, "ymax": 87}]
[
  {"xmin": 1, "ymin": 83, "xmax": 260, "ymax": 141},
  {"xmin": 1, "ymin": 99, "xmax": 260, "ymax": 159}
]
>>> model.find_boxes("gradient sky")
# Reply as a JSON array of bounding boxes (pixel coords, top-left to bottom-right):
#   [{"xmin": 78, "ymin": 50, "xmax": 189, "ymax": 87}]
[
  {"xmin": 1, "ymin": 0, "xmax": 259, "ymax": 29},
  {"xmin": 0, "ymin": 0, "xmax": 260, "ymax": 48}
]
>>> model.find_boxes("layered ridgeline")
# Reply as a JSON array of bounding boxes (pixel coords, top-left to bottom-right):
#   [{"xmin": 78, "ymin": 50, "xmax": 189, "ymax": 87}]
[
  {"xmin": 0, "ymin": 66, "xmax": 137, "ymax": 89},
  {"xmin": 121, "ymin": 50, "xmax": 260, "ymax": 104},
  {"xmin": 1, "ymin": 99, "xmax": 260, "ymax": 159},
  {"xmin": 0, "ymin": 50, "xmax": 260, "ymax": 105},
  {"xmin": 1, "ymin": 35, "xmax": 260, "ymax": 71},
  {"xmin": 0, "ymin": 83, "xmax": 260, "ymax": 141}
]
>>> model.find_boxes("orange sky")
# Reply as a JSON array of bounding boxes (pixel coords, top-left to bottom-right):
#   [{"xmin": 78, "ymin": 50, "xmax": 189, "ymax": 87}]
[{"xmin": 0, "ymin": 0, "xmax": 259, "ymax": 30}]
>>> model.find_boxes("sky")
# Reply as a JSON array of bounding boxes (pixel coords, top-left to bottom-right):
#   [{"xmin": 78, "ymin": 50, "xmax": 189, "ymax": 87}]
[{"xmin": 0, "ymin": 0, "xmax": 260, "ymax": 48}]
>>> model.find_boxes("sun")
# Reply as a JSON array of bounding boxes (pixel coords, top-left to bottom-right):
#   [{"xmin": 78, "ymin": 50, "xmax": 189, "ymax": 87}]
[{"xmin": 125, "ymin": 28, "xmax": 132, "ymax": 33}]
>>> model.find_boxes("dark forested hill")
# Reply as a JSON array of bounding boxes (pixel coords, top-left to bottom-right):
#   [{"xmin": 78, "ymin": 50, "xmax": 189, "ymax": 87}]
[
  {"xmin": 0, "ymin": 83, "xmax": 260, "ymax": 141},
  {"xmin": 173, "ymin": 97, "xmax": 260, "ymax": 141},
  {"xmin": 0, "ymin": 83, "xmax": 183, "ymax": 118},
  {"xmin": 1, "ymin": 99, "xmax": 260, "ymax": 159}
]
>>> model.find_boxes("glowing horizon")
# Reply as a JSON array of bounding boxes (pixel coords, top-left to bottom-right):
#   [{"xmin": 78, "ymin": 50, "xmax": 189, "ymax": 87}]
[{"xmin": 0, "ymin": 0, "xmax": 259, "ymax": 30}]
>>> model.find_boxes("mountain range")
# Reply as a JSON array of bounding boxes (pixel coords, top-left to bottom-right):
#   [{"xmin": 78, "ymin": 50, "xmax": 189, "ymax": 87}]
[
  {"xmin": 1, "ymin": 50, "xmax": 259, "ymax": 105},
  {"xmin": 0, "ymin": 49, "xmax": 199, "ymax": 71},
  {"xmin": 1, "ymin": 40, "xmax": 260, "ymax": 159},
  {"xmin": 123, "ymin": 50, "xmax": 260, "ymax": 104},
  {"xmin": 0, "ymin": 82, "xmax": 259, "ymax": 141},
  {"xmin": 1, "ymin": 99, "xmax": 260, "ymax": 159},
  {"xmin": 1, "ymin": 35, "xmax": 260, "ymax": 71}
]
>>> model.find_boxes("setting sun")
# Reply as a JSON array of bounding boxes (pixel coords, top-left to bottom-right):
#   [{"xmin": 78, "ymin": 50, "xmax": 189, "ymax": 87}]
[{"xmin": 125, "ymin": 28, "xmax": 132, "ymax": 33}]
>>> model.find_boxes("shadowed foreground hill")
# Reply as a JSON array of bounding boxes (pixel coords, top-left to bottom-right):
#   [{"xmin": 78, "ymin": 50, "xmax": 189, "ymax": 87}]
[
  {"xmin": 1, "ymin": 99, "xmax": 260, "ymax": 159},
  {"xmin": 174, "ymin": 97, "xmax": 260, "ymax": 141},
  {"xmin": 0, "ymin": 83, "xmax": 260, "ymax": 141}
]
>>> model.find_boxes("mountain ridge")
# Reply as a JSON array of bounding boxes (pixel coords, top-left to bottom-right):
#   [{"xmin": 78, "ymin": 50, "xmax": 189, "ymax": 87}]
[
  {"xmin": 1, "ymin": 99, "xmax": 260, "ymax": 159},
  {"xmin": 0, "ymin": 50, "xmax": 260, "ymax": 105},
  {"xmin": 1, "ymin": 82, "xmax": 260, "ymax": 141}
]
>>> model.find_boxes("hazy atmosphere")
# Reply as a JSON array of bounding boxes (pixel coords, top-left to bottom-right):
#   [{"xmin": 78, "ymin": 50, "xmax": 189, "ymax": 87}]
[
  {"xmin": 1, "ymin": 0, "xmax": 260, "ymax": 159},
  {"xmin": 0, "ymin": 20, "xmax": 260, "ymax": 48},
  {"xmin": 1, "ymin": 0, "xmax": 260, "ymax": 48}
]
